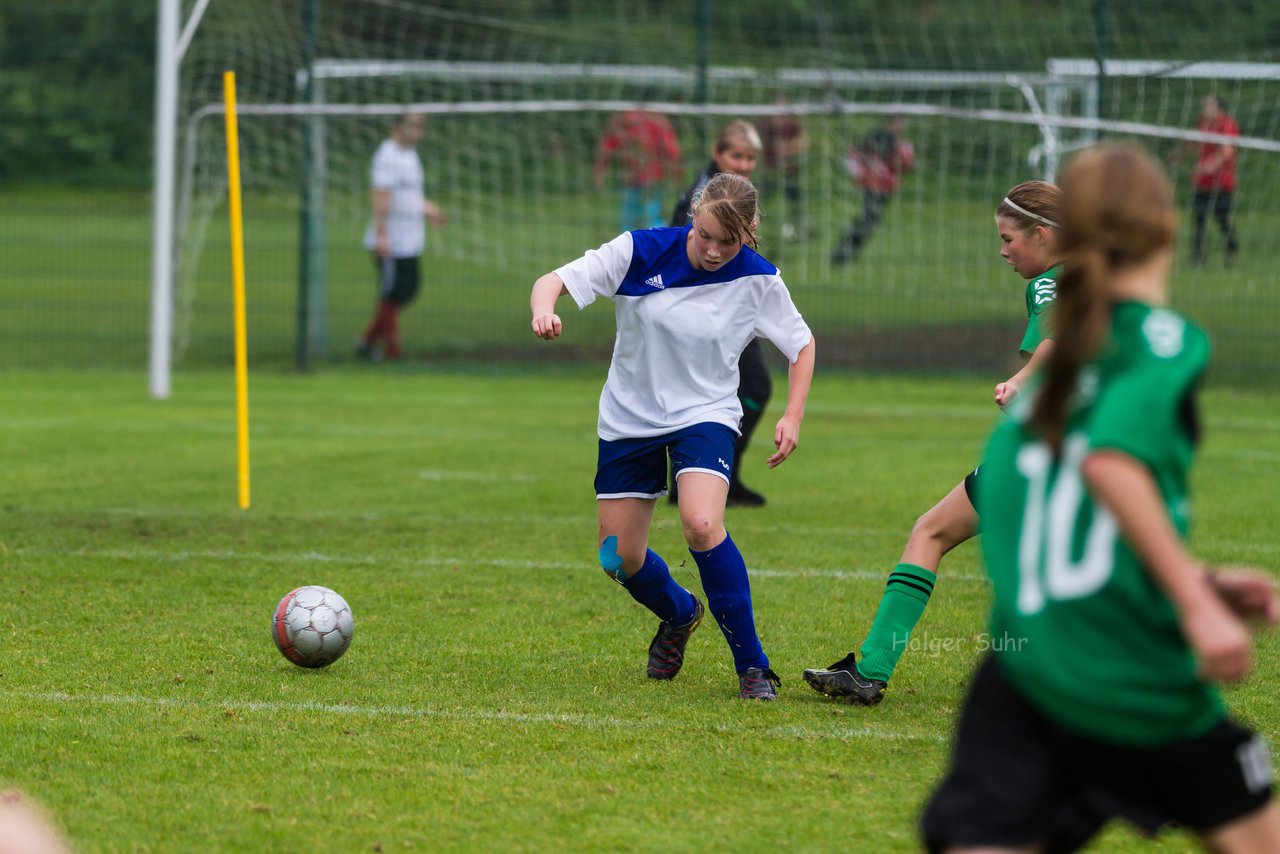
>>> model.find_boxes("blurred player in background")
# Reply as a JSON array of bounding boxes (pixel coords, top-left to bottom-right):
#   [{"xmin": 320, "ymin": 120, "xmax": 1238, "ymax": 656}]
[
  {"xmin": 668, "ymin": 120, "xmax": 773, "ymax": 508},
  {"xmin": 804, "ymin": 180, "xmax": 1062, "ymax": 705},
  {"xmin": 357, "ymin": 112, "xmax": 447, "ymax": 361},
  {"xmin": 832, "ymin": 115, "xmax": 914, "ymax": 266},
  {"xmin": 594, "ymin": 98, "xmax": 682, "ymax": 232},
  {"xmin": 758, "ymin": 96, "xmax": 809, "ymax": 241},
  {"xmin": 531, "ymin": 172, "xmax": 815, "ymax": 700},
  {"xmin": 1189, "ymin": 95, "xmax": 1240, "ymax": 267},
  {"xmin": 922, "ymin": 141, "xmax": 1280, "ymax": 854}
]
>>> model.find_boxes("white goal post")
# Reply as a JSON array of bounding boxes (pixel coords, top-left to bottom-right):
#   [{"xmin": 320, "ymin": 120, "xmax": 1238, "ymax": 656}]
[{"xmin": 154, "ymin": 44, "xmax": 1280, "ymax": 388}]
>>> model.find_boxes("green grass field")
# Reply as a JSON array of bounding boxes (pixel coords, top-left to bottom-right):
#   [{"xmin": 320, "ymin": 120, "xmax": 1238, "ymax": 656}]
[{"xmin": 2, "ymin": 367, "xmax": 1278, "ymax": 852}]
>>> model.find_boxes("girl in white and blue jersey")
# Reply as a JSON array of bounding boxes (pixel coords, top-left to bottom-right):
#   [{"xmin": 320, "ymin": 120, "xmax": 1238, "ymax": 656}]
[{"xmin": 530, "ymin": 172, "xmax": 816, "ymax": 700}]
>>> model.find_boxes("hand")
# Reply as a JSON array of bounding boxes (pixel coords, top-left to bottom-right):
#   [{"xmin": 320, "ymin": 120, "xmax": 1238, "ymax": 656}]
[
  {"xmin": 1181, "ymin": 591, "xmax": 1254, "ymax": 683},
  {"xmin": 1209, "ymin": 568, "xmax": 1280, "ymax": 625},
  {"xmin": 427, "ymin": 209, "xmax": 447, "ymax": 229},
  {"xmin": 531, "ymin": 313, "xmax": 562, "ymax": 340},
  {"xmin": 767, "ymin": 415, "xmax": 800, "ymax": 468},
  {"xmin": 375, "ymin": 233, "xmax": 390, "ymax": 260},
  {"xmin": 994, "ymin": 379, "xmax": 1020, "ymax": 408}
]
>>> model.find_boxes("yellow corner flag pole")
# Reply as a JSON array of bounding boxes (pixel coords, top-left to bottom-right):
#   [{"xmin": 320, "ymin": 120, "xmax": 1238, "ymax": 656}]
[{"xmin": 224, "ymin": 70, "xmax": 250, "ymax": 510}]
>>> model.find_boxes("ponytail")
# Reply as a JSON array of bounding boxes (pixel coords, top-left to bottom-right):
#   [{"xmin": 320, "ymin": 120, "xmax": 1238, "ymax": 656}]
[
  {"xmin": 1031, "ymin": 248, "xmax": 1111, "ymax": 450},
  {"xmin": 1028, "ymin": 142, "xmax": 1175, "ymax": 451}
]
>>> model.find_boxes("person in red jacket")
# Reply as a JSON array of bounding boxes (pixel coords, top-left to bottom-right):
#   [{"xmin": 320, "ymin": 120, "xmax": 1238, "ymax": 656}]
[
  {"xmin": 594, "ymin": 101, "xmax": 683, "ymax": 232},
  {"xmin": 832, "ymin": 116, "xmax": 914, "ymax": 265},
  {"xmin": 1189, "ymin": 95, "xmax": 1240, "ymax": 267}
]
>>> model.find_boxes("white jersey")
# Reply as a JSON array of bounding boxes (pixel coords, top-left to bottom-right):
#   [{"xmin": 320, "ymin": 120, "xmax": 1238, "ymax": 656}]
[
  {"xmin": 556, "ymin": 226, "xmax": 812, "ymax": 441},
  {"xmin": 363, "ymin": 139, "xmax": 425, "ymax": 258}
]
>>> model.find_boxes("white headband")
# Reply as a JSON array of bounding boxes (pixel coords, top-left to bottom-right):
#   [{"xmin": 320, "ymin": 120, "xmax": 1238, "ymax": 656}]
[{"xmin": 1001, "ymin": 197, "xmax": 1059, "ymax": 229}]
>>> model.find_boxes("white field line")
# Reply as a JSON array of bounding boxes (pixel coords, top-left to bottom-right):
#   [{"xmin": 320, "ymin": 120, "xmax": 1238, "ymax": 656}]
[
  {"xmin": 6, "ymin": 690, "xmax": 944, "ymax": 743},
  {"xmin": 7, "ymin": 547, "xmax": 990, "ymax": 584}
]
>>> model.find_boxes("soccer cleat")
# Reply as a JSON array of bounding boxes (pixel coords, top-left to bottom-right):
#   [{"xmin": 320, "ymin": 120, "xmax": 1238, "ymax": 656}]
[
  {"xmin": 738, "ymin": 667, "xmax": 781, "ymax": 701},
  {"xmin": 355, "ymin": 340, "xmax": 382, "ymax": 362},
  {"xmin": 802, "ymin": 651, "xmax": 886, "ymax": 706},
  {"xmin": 726, "ymin": 483, "xmax": 766, "ymax": 507},
  {"xmin": 646, "ymin": 595, "xmax": 704, "ymax": 680}
]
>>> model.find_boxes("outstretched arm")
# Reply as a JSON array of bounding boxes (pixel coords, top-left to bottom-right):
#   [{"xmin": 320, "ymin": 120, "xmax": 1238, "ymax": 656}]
[
  {"xmin": 769, "ymin": 336, "xmax": 816, "ymax": 468},
  {"xmin": 996, "ymin": 338, "xmax": 1055, "ymax": 408},
  {"xmin": 530, "ymin": 273, "xmax": 568, "ymax": 340},
  {"xmin": 1082, "ymin": 450, "xmax": 1273, "ymax": 683},
  {"xmin": 423, "ymin": 198, "xmax": 447, "ymax": 229}
]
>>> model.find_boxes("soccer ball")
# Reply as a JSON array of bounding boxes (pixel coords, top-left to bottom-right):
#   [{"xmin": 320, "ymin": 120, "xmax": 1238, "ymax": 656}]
[{"xmin": 272, "ymin": 586, "xmax": 355, "ymax": 668}]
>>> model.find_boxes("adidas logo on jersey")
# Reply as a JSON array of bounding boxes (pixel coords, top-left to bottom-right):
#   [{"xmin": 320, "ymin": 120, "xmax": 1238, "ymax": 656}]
[{"xmin": 644, "ymin": 274, "xmax": 665, "ymax": 289}]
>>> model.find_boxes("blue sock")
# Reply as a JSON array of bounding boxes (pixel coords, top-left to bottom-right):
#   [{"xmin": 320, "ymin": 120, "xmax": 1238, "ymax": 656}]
[
  {"xmin": 690, "ymin": 533, "xmax": 768, "ymax": 672},
  {"xmin": 620, "ymin": 549, "xmax": 697, "ymax": 625}
]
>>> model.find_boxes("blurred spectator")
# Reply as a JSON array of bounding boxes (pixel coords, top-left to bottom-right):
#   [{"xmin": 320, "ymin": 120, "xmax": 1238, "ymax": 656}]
[
  {"xmin": 832, "ymin": 116, "xmax": 915, "ymax": 265},
  {"xmin": 1189, "ymin": 95, "xmax": 1240, "ymax": 267},
  {"xmin": 758, "ymin": 96, "xmax": 809, "ymax": 241},
  {"xmin": 594, "ymin": 100, "xmax": 682, "ymax": 231},
  {"xmin": 358, "ymin": 112, "xmax": 448, "ymax": 361}
]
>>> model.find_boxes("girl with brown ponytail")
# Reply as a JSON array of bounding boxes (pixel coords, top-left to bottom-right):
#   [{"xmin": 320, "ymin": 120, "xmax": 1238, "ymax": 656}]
[
  {"xmin": 922, "ymin": 142, "xmax": 1280, "ymax": 853},
  {"xmin": 803, "ymin": 179, "xmax": 1064, "ymax": 705}
]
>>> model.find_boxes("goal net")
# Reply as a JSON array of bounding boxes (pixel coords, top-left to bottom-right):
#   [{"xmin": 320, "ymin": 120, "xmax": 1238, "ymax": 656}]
[{"xmin": 172, "ymin": 0, "xmax": 1280, "ymax": 384}]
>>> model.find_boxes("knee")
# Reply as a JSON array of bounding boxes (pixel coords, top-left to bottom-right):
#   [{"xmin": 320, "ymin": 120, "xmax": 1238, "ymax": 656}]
[
  {"xmin": 909, "ymin": 509, "xmax": 958, "ymax": 549},
  {"xmin": 598, "ymin": 535, "xmax": 645, "ymax": 581},
  {"xmin": 681, "ymin": 515, "xmax": 722, "ymax": 552}
]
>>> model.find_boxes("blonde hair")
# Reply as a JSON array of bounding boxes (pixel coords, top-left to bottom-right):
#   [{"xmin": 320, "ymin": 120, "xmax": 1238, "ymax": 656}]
[
  {"xmin": 691, "ymin": 172, "xmax": 761, "ymax": 250},
  {"xmin": 1031, "ymin": 143, "xmax": 1176, "ymax": 449},
  {"xmin": 714, "ymin": 120, "xmax": 762, "ymax": 155}
]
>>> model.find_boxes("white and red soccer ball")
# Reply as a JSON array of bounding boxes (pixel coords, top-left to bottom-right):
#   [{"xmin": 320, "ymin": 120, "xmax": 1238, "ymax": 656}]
[{"xmin": 272, "ymin": 586, "xmax": 354, "ymax": 668}]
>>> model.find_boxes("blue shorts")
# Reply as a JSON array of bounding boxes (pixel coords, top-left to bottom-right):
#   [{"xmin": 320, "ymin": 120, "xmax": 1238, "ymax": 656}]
[{"xmin": 595, "ymin": 423, "xmax": 736, "ymax": 499}]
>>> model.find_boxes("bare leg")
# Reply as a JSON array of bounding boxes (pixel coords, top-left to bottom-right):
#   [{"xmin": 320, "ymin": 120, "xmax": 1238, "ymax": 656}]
[
  {"xmin": 900, "ymin": 480, "xmax": 979, "ymax": 573},
  {"xmin": 675, "ymin": 471, "xmax": 729, "ymax": 552},
  {"xmin": 597, "ymin": 496, "xmax": 657, "ymax": 577},
  {"xmin": 805, "ymin": 479, "xmax": 980, "ymax": 694},
  {"xmin": 1202, "ymin": 801, "xmax": 1280, "ymax": 854}
]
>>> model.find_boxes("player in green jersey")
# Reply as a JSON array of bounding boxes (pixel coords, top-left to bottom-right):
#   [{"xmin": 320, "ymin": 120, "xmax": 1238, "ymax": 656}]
[
  {"xmin": 803, "ymin": 180, "xmax": 1064, "ymax": 705},
  {"xmin": 922, "ymin": 142, "xmax": 1280, "ymax": 853}
]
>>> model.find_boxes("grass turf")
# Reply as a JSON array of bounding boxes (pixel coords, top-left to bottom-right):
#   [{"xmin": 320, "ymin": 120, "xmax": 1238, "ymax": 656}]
[{"xmin": 1, "ymin": 367, "xmax": 1277, "ymax": 851}]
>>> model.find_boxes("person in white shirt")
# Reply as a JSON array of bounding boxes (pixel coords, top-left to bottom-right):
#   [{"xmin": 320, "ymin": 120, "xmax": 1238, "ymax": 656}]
[
  {"xmin": 530, "ymin": 172, "xmax": 816, "ymax": 700},
  {"xmin": 358, "ymin": 113, "xmax": 447, "ymax": 360}
]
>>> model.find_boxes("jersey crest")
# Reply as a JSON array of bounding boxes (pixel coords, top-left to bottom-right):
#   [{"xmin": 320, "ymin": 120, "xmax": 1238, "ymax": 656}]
[
  {"xmin": 1142, "ymin": 309, "xmax": 1186, "ymax": 358},
  {"xmin": 1032, "ymin": 276, "xmax": 1057, "ymax": 306}
]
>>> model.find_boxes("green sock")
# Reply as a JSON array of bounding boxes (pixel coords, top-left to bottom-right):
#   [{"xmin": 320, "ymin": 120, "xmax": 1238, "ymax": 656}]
[{"xmin": 857, "ymin": 563, "xmax": 936, "ymax": 683}]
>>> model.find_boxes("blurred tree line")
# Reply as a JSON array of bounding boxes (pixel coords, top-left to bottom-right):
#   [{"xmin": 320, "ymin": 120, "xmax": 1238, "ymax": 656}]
[
  {"xmin": 4, "ymin": 0, "xmax": 1278, "ymax": 187},
  {"xmin": 1, "ymin": 0, "xmax": 155, "ymax": 185}
]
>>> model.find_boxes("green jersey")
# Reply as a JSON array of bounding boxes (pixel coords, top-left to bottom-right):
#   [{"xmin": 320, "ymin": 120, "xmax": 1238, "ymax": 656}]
[
  {"xmin": 979, "ymin": 301, "xmax": 1217, "ymax": 746},
  {"xmin": 1019, "ymin": 265, "xmax": 1061, "ymax": 356}
]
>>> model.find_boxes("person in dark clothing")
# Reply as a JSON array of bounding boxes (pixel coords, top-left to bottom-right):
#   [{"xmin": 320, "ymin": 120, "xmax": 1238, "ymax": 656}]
[
  {"xmin": 668, "ymin": 120, "xmax": 772, "ymax": 507},
  {"xmin": 832, "ymin": 116, "xmax": 914, "ymax": 265}
]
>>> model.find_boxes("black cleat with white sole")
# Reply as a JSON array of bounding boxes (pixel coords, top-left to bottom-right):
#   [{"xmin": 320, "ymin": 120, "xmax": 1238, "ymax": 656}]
[{"xmin": 802, "ymin": 651, "xmax": 886, "ymax": 705}]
